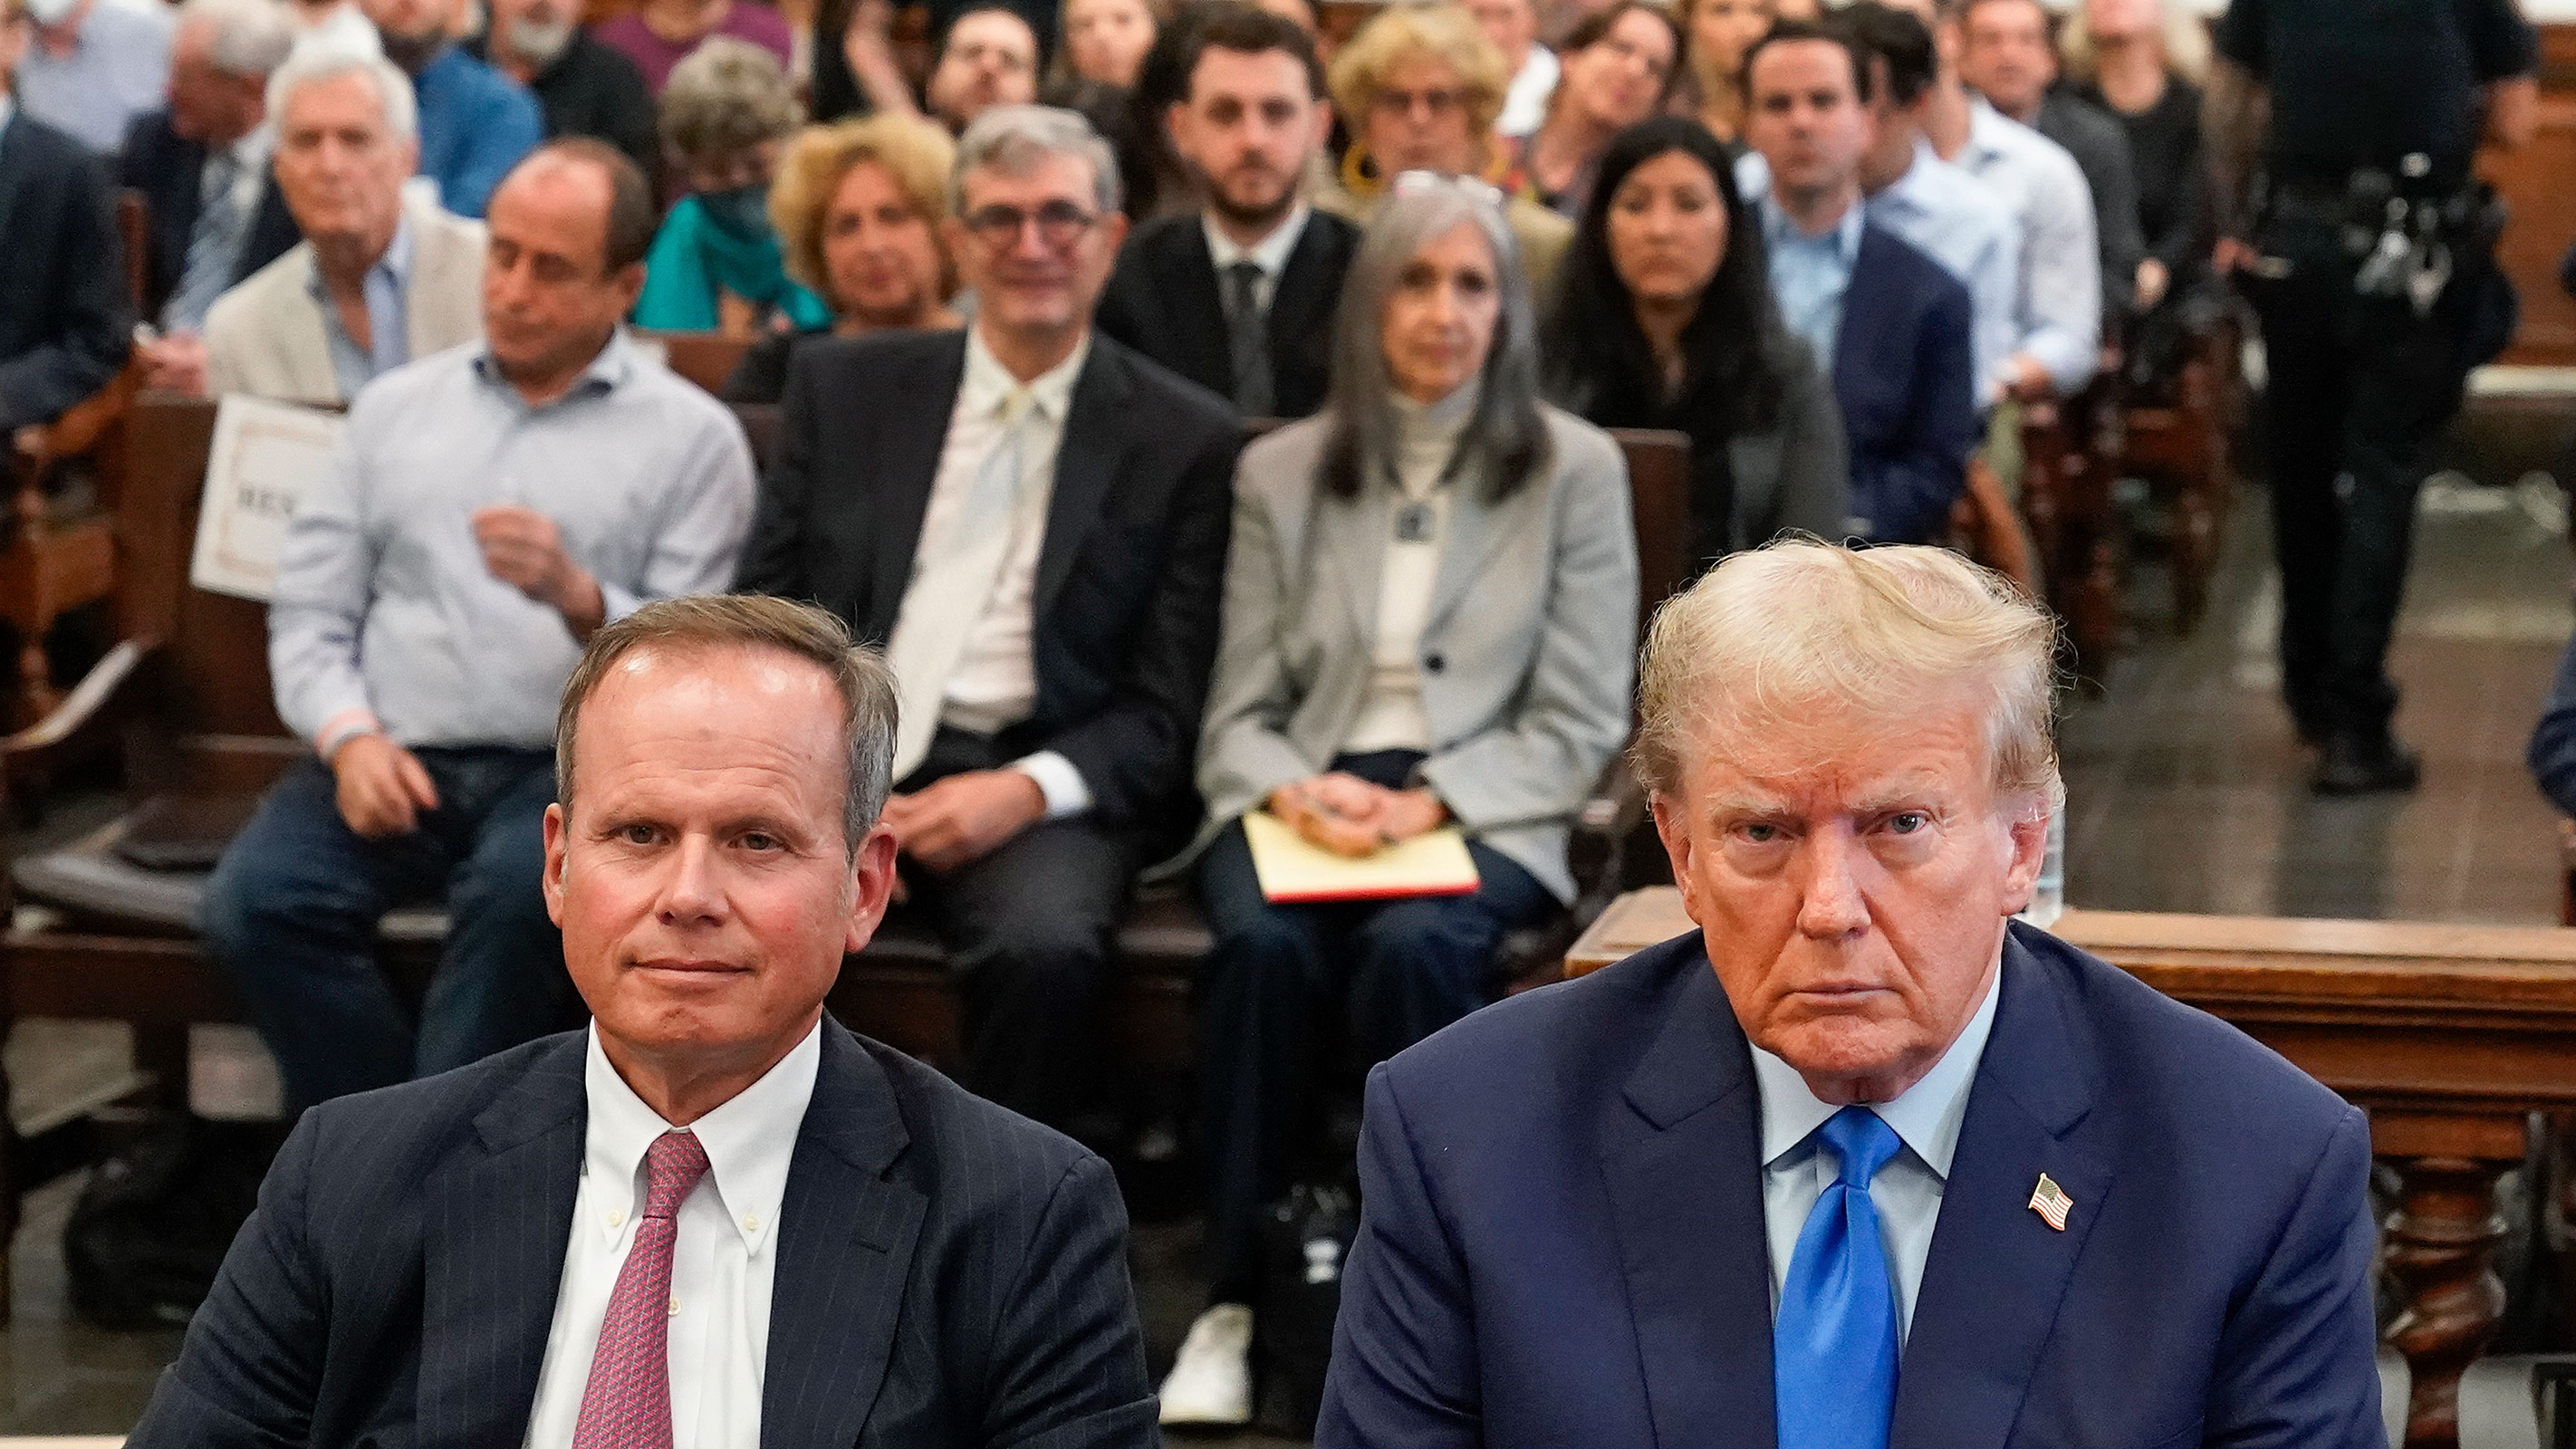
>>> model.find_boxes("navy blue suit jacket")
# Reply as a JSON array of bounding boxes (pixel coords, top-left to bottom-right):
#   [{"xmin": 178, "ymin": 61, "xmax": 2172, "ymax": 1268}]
[
  {"xmin": 126, "ymin": 1019, "xmax": 1157, "ymax": 1449},
  {"xmin": 1832, "ymin": 223, "xmax": 1981, "ymax": 545},
  {"xmin": 1316, "ymin": 924, "xmax": 2384, "ymax": 1449},
  {"xmin": 0, "ymin": 112, "xmax": 130, "ymax": 432},
  {"xmin": 117, "ymin": 108, "xmax": 301, "ymax": 324}
]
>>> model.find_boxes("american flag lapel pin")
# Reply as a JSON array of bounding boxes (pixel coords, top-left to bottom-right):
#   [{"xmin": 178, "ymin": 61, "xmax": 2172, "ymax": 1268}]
[{"xmin": 2029, "ymin": 1173, "xmax": 2073, "ymax": 1231}]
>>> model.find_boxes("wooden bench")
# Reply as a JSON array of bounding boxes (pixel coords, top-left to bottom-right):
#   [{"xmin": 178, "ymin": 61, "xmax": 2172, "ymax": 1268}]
[
  {"xmin": 2018, "ymin": 384, "xmax": 2124, "ymax": 679},
  {"xmin": 2118, "ymin": 314, "xmax": 2243, "ymax": 631},
  {"xmin": 1564, "ymin": 887, "xmax": 2576, "ymax": 1449}
]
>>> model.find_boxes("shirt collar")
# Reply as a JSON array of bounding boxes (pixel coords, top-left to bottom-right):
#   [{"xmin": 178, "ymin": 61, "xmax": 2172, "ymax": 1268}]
[
  {"xmin": 1202, "ymin": 202, "xmax": 1310, "ymax": 279},
  {"xmin": 1759, "ymin": 191, "xmax": 1865, "ymax": 264},
  {"xmin": 580, "ymin": 1017, "xmax": 823, "ymax": 1257},
  {"xmin": 1750, "ymin": 955, "xmax": 2004, "ymax": 1180},
  {"xmin": 472, "ymin": 326, "xmax": 639, "ymax": 405},
  {"xmin": 962, "ymin": 322, "xmax": 1089, "ymax": 426},
  {"xmin": 1966, "ymin": 96, "xmax": 2014, "ymax": 165}
]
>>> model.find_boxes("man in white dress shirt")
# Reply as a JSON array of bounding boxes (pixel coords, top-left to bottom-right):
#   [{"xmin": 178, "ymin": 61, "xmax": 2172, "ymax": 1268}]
[{"xmin": 131, "ymin": 593, "xmax": 1158, "ymax": 1449}]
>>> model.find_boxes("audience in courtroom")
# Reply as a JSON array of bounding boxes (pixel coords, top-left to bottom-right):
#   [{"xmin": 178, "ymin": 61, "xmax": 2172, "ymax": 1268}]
[
  {"xmin": 722, "ymin": 110, "xmax": 960, "ymax": 402},
  {"xmin": 360, "ymin": 0, "xmax": 540, "ymax": 216},
  {"xmin": 139, "ymin": 595, "xmax": 1158, "ymax": 1449},
  {"xmin": 2064, "ymin": 0, "xmax": 2210, "ymax": 389},
  {"xmin": 1506, "ymin": 0, "xmax": 1678, "ymax": 218},
  {"xmin": 1743, "ymin": 19, "xmax": 1975, "ymax": 543},
  {"xmin": 1467, "ymin": 0, "xmax": 1553, "ymax": 139},
  {"xmin": 1548, "ymin": 115, "xmax": 1847, "ymax": 561},
  {"xmin": 120, "ymin": 0, "xmax": 299, "ymax": 396},
  {"xmin": 1831, "ymin": 0, "xmax": 2020, "ymax": 405},
  {"xmin": 734, "ymin": 105, "xmax": 1241, "ymax": 1136},
  {"xmin": 1311, "ymin": 543, "xmax": 2384, "ymax": 1448},
  {"xmin": 204, "ymin": 50, "xmax": 484, "ymax": 402},
  {"xmin": 1675, "ymin": 0, "xmax": 1769, "ymax": 145},
  {"xmin": 1897, "ymin": 0, "xmax": 2099, "ymax": 401},
  {"xmin": 593, "ymin": 0, "xmax": 793, "ymax": 96},
  {"xmin": 1316, "ymin": 3, "xmax": 1572, "ymax": 295},
  {"xmin": 200, "ymin": 140, "xmax": 758, "ymax": 1112},
  {"xmin": 16, "ymin": 0, "xmax": 170, "ymax": 154},
  {"xmin": 1163, "ymin": 174, "xmax": 1637, "ymax": 1425},
  {"xmin": 1955, "ymin": 0, "xmax": 2142, "ymax": 322},
  {"xmin": 632, "ymin": 38, "xmax": 828, "ymax": 331},
  {"xmin": 1058, "ymin": 0, "xmax": 1158, "ymax": 89},
  {"xmin": 0, "ymin": 0, "xmax": 130, "ymax": 432},
  {"xmin": 1095, "ymin": 2, "xmax": 1355, "ymax": 419},
  {"xmin": 468, "ymin": 0, "xmax": 658, "ymax": 183},
  {"xmin": 924, "ymin": 4, "xmax": 1040, "ymax": 130}
]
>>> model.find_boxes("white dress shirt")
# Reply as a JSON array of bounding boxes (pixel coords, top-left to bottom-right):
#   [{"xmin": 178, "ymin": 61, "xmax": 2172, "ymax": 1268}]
[
  {"xmin": 1203, "ymin": 203, "xmax": 1311, "ymax": 316},
  {"xmin": 1343, "ymin": 381, "xmax": 1475, "ymax": 755},
  {"xmin": 889, "ymin": 326, "xmax": 1093, "ymax": 815},
  {"xmin": 1497, "ymin": 46, "xmax": 1560, "ymax": 139},
  {"xmin": 1750, "ymin": 962, "xmax": 2002, "ymax": 1344},
  {"xmin": 522, "ymin": 1021, "xmax": 822, "ymax": 1449},
  {"xmin": 1957, "ymin": 99, "xmax": 2102, "ymax": 397}
]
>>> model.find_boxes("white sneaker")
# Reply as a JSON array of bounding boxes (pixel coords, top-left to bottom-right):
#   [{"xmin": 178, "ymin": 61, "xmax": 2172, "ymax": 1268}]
[{"xmin": 1158, "ymin": 1302, "xmax": 1254, "ymax": 1426}]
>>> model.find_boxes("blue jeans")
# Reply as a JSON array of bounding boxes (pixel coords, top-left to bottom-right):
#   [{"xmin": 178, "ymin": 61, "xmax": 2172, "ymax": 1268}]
[
  {"xmin": 199, "ymin": 747, "xmax": 568, "ymax": 1108},
  {"xmin": 1195, "ymin": 750, "xmax": 1557, "ymax": 1301}
]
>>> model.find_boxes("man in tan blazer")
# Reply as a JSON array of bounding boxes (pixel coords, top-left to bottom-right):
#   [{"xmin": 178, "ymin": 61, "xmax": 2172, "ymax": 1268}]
[{"xmin": 206, "ymin": 47, "xmax": 483, "ymax": 404}]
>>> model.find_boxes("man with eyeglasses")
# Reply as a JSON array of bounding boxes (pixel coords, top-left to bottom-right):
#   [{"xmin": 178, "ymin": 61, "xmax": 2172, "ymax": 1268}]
[{"xmin": 737, "ymin": 104, "xmax": 1242, "ymax": 1138}]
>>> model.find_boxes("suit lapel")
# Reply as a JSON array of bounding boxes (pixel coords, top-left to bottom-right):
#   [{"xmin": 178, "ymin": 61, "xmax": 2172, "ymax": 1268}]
[
  {"xmin": 417, "ymin": 1041, "xmax": 587, "ymax": 1449},
  {"xmin": 1424, "ymin": 467, "xmax": 1539, "ymax": 636},
  {"xmin": 1312, "ymin": 477, "xmax": 1389, "ymax": 657},
  {"xmin": 761, "ymin": 1022, "xmax": 928, "ymax": 1449},
  {"xmin": 865, "ymin": 331, "xmax": 970, "ymax": 642},
  {"xmin": 1264, "ymin": 216, "xmax": 1341, "ymax": 395},
  {"xmin": 1033, "ymin": 340, "xmax": 1136, "ymax": 612},
  {"xmin": 1598, "ymin": 944, "xmax": 1780, "ymax": 1449},
  {"xmin": 1889, "ymin": 936, "xmax": 2111, "ymax": 1449}
]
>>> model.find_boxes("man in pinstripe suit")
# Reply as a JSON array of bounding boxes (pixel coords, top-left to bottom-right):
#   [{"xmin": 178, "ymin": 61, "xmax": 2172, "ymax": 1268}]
[{"xmin": 127, "ymin": 595, "xmax": 1158, "ymax": 1449}]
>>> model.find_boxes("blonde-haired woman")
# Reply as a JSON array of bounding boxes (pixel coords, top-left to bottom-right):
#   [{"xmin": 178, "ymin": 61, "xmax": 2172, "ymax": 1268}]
[
  {"xmin": 1313, "ymin": 2, "xmax": 1575, "ymax": 293},
  {"xmin": 724, "ymin": 113, "xmax": 964, "ymax": 400},
  {"xmin": 2062, "ymin": 0, "xmax": 2208, "ymax": 321}
]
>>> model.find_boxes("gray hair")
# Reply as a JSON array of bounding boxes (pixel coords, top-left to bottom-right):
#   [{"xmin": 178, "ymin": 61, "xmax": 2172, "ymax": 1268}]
[
  {"xmin": 947, "ymin": 103, "xmax": 1121, "ymax": 217},
  {"xmin": 658, "ymin": 36, "xmax": 801, "ymax": 166},
  {"xmin": 555, "ymin": 595, "xmax": 900, "ymax": 852},
  {"xmin": 1636, "ymin": 540, "xmax": 2065, "ymax": 819},
  {"xmin": 1320, "ymin": 174, "xmax": 1551, "ymax": 502},
  {"xmin": 178, "ymin": 0, "xmax": 295, "ymax": 77},
  {"xmin": 266, "ymin": 47, "xmax": 417, "ymax": 141}
]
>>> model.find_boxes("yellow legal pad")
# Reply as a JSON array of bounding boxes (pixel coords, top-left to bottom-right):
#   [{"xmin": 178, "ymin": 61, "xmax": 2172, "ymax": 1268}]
[{"xmin": 1242, "ymin": 810, "xmax": 1483, "ymax": 904}]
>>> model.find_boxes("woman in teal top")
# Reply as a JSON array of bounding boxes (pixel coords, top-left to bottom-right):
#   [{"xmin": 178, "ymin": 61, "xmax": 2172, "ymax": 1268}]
[{"xmin": 631, "ymin": 37, "xmax": 832, "ymax": 331}]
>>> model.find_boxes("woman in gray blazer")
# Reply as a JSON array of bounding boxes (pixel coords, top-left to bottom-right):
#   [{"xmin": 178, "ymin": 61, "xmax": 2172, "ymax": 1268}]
[
  {"xmin": 1158, "ymin": 176, "xmax": 1640, "ymax": 1425},
  {"xmin": 1545, "ymin": 116, "xmax": 1850, "ymax": 565}
]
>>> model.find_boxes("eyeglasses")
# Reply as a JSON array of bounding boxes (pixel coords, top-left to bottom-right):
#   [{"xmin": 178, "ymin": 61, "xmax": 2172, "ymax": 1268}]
[
  {"xmin": 1371, "ymin": 85, "xmax": 1466, "ymax": 120},
  {"xmin": 958, "ymin": 200, "xmax": 1100, "ymax": 247}
]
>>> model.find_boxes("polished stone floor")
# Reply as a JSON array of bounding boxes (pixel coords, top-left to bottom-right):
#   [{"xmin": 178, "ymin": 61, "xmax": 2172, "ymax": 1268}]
[{"xmin": 0, "ymin": 462, "xmax": 2570, "ymax": 1440}]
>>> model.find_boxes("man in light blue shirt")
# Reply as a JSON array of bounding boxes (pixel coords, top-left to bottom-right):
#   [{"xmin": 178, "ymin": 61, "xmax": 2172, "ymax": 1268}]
[
  {"xmin": 15, "ymin": 0, "xmax": 168, "ymax": 153},
  {"xmin": 202, "ymin": 139, "xmax": 757, "ymax": 1109},
  {"xmin": 307, "ymin": 198, "xmax": 409, "ymax": 398},
  {"xmin": 1762, "ymin": 190, "xmax": 1865, "ymax": 366}
]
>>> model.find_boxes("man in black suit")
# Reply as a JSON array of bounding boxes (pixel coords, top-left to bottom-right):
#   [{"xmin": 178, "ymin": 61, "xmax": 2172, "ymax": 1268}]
[
  {"xmin": 120, "ymin": 0, "xmax": 302, "ymax": 395},
  {"xmin": 128, "ymin": 594, "xmax": 1157, "ymax": 1449},
  {"xmin": 737, "ymin": 104, "xmax": 1240, "ymax": 1134},
  {"xmin": 0, "ymin": 0, "xmax": 130, "ymax": 433},
  {"xmin": 1095, "ymin": 3, "xmax": 1357, "ymax": 420}
]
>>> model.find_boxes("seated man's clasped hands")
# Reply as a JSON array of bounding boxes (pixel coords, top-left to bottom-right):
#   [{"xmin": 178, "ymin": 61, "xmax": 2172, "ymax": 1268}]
[
  {"xmin": 1312, "ymin": 542, "xmax": 2386, "ymax": 1448},
  {"xmin": 136, "ymin": 596, "xmax": 1158, "ymax": 1448}
]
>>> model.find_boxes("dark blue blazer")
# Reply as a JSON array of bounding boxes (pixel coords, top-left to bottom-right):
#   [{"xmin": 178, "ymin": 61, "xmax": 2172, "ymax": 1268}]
[
  {"xmin": 1832, "ymin": 223, "xmax": 1981, "ymax": 546},
  {"xmin": 0, "ymin": 112, "xmax": 130, "ymax": 432},
  {"xmin": 117, "ymin": 108, "xmax": 302, "ymax": 325},
  {"xmin": 1316, "ymin": 924, "xmax": 2385, "ymax": 1449},
  {"xmin": 126, "ymin": 1019, "xmax": 1158, "ymax": 1449}
]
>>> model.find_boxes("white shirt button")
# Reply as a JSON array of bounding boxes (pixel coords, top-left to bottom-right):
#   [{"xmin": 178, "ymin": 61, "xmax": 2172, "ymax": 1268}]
[
  {"xmin": 668, "ymin": 1295, "xmax": 682, "ymax": 1317},
  {"xmin": 607, "ymin": 1209, "xmax": 624, "ymax": 1228},
  {"xmin": 742, "ymin": 1213, "xmax": 761, "ymax": 1233}
]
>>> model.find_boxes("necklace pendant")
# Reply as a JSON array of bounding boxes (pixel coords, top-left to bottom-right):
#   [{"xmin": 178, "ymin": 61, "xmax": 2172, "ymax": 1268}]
[{"xmin": 1395, "ymin": 502, "xmax": 1436, "ymax": 543}]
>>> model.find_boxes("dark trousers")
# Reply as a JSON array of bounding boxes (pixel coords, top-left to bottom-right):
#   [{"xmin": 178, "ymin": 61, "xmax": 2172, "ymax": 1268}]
[
  {"xmin": 2248, "ymin": 217, "xmax": 2456, "ymax": 740},
  {"xmin": 198, "ymin": 748, "xmax": 566, "ymax": 1109},
  {"xmin": 1196, "ymin": 750, "xmax": 1556, "ymax": 1302},
  {"xmin": 890, "ymin": 726, "xmax": 1138, "ymax": 1134}
]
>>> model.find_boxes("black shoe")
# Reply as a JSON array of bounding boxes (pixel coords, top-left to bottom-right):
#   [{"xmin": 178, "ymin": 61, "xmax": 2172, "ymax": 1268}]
[{"xmin": 2312, "ymin": 734, "xmax": 2421, "ymax": 795}]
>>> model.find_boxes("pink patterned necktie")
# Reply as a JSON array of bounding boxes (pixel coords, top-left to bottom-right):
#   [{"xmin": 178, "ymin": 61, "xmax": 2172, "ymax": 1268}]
[{"xmin": 571, "ymin": 1129, "xmax": 711, "ymax": 1449}]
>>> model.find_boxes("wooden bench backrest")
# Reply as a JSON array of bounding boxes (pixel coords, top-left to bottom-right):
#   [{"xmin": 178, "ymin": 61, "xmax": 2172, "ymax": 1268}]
[{"xmin": 1606, "ymin": 427, "xmax": 1691, "ymax": 633}]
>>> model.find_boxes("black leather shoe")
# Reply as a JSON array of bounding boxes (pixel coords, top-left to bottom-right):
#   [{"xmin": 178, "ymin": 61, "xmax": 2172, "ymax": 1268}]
[{"xmin": 2312, "ymin": 734, "xmax": 2421, "ymax": 795}]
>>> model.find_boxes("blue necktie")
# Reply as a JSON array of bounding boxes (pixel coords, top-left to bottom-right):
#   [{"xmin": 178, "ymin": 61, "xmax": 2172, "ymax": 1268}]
[{"xmin": 1774, "ymin": 1106, "xmax": 1903, "ymax": 1449}]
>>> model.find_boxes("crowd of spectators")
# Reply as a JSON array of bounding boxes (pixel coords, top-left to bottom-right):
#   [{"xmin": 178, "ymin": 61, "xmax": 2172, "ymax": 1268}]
[{"xmin": 0, "ymin": 0, "xmax": 2216, "ymax": 1425}]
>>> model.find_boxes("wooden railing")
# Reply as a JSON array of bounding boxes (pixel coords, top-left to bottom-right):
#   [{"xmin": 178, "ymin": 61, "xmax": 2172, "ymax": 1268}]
[{"xmin": 1565, "ymin": 892, "xmax": 2576, "ymax": 1449}]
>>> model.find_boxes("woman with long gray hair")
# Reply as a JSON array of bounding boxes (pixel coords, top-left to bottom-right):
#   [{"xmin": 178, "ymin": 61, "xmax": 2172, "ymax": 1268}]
[{"xmin": 1159, "ymin": 173, "xmax": 1641, "ymax": 1426}]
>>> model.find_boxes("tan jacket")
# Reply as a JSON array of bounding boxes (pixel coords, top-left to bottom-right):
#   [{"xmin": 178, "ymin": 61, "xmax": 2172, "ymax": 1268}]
[{"xmin": 205, "ymin": 197, "xmax": 486, "ymax": 405}]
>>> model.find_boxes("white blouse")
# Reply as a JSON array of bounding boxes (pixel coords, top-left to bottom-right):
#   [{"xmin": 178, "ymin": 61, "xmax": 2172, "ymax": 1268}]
[{"xmin": 1343, "ymin": 382, "xmax": 1478, "ymax": 755}]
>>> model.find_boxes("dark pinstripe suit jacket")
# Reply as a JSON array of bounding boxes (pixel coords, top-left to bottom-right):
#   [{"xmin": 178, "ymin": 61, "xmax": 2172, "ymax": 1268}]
[{"xmin": 124, "ymin": 1019, "xmax": 1157, "ymax": 1448}]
